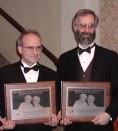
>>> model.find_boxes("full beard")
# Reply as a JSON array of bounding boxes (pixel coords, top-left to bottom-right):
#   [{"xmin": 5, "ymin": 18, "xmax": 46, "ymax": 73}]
[{"xmin": 75, "ymin": 31, "xmax": 96, "ymax": 46}]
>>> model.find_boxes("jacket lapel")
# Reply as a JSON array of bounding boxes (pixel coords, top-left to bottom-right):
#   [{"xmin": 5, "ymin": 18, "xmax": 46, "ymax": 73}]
[
  {"xmin": 15, "ymin": 61, "xmax": 27, "ymax": 82},
  {"xmin": 70, "ymin": 48, "xmax": 81, "ymax": 80},
  {"xmin": 90, "ymin": 45, "xmax": 105, "ymax": 81}
]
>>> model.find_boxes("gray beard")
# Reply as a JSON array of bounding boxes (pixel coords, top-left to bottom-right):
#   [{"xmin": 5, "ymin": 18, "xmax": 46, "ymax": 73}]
[{"xmin": 75, "ymin": 31, "xmax": 96, "ymax": 45}]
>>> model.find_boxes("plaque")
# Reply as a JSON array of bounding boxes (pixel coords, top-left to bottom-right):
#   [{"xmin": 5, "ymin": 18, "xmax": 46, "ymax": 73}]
[
  {"xmin": 4, "ymin": 81, "xmax": 56, "ymax": 124},
  {"xmin": 61, "ymin": 81, "xmax": 111, "ymax": 122}
]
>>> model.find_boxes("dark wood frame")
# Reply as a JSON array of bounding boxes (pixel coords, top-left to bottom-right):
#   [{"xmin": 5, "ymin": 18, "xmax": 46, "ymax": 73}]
[
  {"xmin": 4, "ymin": 81, "xmax": 56, "ymax": 125},
  {"xmin": 61, "ymin": 81, "xmax": 111, "ymax": 122}
]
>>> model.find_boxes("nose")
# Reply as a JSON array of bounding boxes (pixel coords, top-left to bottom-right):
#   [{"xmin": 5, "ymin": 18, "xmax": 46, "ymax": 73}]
[
  {"xmin": 84, "ymin": 26, "xmax": 91, "ymax": 32},
  {"xmin": 32, "ymin": 47, "xmax": 39, "ymax": 54}
]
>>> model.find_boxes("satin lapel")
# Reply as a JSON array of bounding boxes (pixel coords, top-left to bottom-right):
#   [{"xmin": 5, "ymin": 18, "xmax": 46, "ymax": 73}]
[
  {"xmin": 37, "ymin": 64, "xmax": 42, "ymax": 81},
  {"xmin": 16, "ymin": 61, "xmax": 27, "ymax": 82},
  {"xmin": 90, "ymin": 45, "xmax": 105, "ymax": 81},
  {"xmin": 70, "ymin": 48, "xmax": 80, "ymax": 80},
  {"xmin": 76, "ymin": 57, "xmax": 82, "ymax": 80},
  {"xmin": 37, "ymin": 69, "xmax": 41, "ymax": 82}
]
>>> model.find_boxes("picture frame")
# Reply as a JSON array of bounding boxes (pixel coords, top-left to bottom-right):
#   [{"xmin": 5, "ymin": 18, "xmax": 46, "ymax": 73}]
[
  {"xmin": 4, "ymin": 81, "xmax": 56, "ymax": 125},
  {"xmin": 61, "ymin": 81, "xmax": 111, "ymax": 122}
]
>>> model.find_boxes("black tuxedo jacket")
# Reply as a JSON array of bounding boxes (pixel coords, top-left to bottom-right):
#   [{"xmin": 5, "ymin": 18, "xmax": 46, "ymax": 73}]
[
  {"xmin": 0, "ymin": 61, "xmax": 56, "ymax": 131},
  {"xmin": 56, "ymin": 44, "xmax": 118, "ymax": 131}
]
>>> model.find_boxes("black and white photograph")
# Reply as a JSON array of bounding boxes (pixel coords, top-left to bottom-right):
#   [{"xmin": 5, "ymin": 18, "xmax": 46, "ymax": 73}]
[
  {"xmin": 61, "ymin": 81, "xmax": 111, "ymax": 122},
  {"xmin": 12, "ymin": 88, "xmax": 51, "ymax": 120},
  {"xmin": 4, "ymin": 81, "xmax": 56, "ymax": 124},
  {"xmin": 67, "ymin": 88, "xmax": 105, "ymax": 117}
]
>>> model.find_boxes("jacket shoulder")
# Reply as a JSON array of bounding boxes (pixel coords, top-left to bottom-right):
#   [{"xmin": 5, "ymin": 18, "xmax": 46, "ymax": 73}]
[
  {"xmin": 96, "ymin": 45, "xmax": 117, "ymax": 55},
  {"xmin": 0, "ymin": 62, "xmax": 20, "ymax": 73},
  {"xmin": 59, "ymin": 47, "xmax": 77, "ymax": 60},
  {"xmin": 39, "ymin": 64, "xmax": 55, "ymax": 73}
]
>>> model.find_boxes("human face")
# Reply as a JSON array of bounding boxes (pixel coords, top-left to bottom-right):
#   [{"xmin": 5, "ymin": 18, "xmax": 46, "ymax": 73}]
[
  {"xmin": 33, "ymin": 96, "xmax": 40, "ymax": 106},
  {"xmin": 25, "ymin": 95, "xmax": 32, "ymax": 103},
  {"xmin": 18, "ymin": 33, "xmax": 42, "ymax": 66},
  {"xmin": 76, "ymin": 14, "xmax": 96, "ymax": 46},
  {"xmin": 80, "ymin": 94, "xmax": 87, "ymax": 102},
  {"xmin": 87, "ymin": 95, "xmax": 95, "ymax": 105}
]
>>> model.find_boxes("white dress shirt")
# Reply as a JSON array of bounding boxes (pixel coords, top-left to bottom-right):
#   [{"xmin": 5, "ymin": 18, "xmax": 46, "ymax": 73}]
[
  {"xmin": 78, "ymin": 43, "xmax": 95, "ymax": 72},
  {"xmin": 21, "ymin": 60, "xmax": 39, "ymax": 83}
]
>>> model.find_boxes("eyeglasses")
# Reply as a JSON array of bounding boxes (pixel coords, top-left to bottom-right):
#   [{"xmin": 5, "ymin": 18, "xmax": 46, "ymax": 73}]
[
  {"xmin": 78, "ymin": 23, "xmax": 95, "ymax": 30},
  {"xmin": 21, "ymin": 45, "xmax": 42, "ymax": 51}
]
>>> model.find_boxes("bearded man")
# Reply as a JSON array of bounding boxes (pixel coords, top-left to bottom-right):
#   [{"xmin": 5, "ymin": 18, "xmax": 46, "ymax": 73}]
[{"xmin": 56, "ymin": 9, "xmax": 118, "ymax": 131}]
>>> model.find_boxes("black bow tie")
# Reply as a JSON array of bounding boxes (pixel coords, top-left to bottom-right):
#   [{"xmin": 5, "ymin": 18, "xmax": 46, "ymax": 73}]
[
  {"xmin": 20, "ymin": 63, "xmax": 39, "ymax": 73},
  {"xmin": 78, "ymin": 44, "xmax": 95, "ymax": 55},
  {"xmin": 23, "ymin": 65, "xmax": 39, "ymax": 73}
]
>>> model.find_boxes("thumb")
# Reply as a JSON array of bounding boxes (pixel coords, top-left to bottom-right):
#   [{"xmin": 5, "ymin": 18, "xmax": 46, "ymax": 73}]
[{"xmin": 0, "ymin": 117, "xmax": 6, "ymax": 124}]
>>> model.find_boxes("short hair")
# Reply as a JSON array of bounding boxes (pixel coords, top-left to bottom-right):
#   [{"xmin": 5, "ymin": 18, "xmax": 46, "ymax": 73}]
[
  {"xmin": 33, "ymin": 96, "xmax": 40, "ymax": 102},
  {"xmin": 24, "ymin": 95, "xmax": 32, "ymax": 100},
  {"xmin": 16, "ymin": 29, "xmax": 42, "ymax": 46},
  {"xmin": 80, "ymin": 93, "xmax": 87, "ymax": 98},
  {"xmin": 88, "ymin": 95, "xmax": 95, "ymax": 101},
  {"xmin": 72, "ymin": 9, "xmax": 99, "ymax": 32}
]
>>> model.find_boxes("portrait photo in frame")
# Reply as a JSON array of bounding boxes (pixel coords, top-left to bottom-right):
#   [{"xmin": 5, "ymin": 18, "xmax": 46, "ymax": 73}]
[
  {"xmin": 61, "ymin": 81, "xmax": 111, "ymax": 122},
  {"xmin": 4, "ymin": 81, "xmax": 56, "ymax": 125}
]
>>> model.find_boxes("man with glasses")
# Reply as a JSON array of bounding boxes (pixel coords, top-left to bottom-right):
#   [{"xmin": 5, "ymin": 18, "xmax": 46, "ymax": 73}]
[
  {"xmin": 0, "ymin": 30, "xmax": 57, "ymax": 131},
  {"xmin": 56, "ymin": 9, "xmax": 118, "ymax": 131},
  {"xmin": 71, "ymin": 93, "xmax": 88, "ymax": 115}
]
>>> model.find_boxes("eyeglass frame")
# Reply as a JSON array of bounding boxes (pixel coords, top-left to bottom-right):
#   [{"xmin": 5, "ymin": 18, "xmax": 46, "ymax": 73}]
[
  {"xmin": 20, "ymin": 45, "xmax": 43, "ymax": 52},
  {"xmin": 78, "ymin": 23, "xmax": 96, "ymax": 30}
]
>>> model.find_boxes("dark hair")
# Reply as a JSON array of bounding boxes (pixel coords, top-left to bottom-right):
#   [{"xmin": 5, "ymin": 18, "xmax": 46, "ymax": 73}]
[{"xmin": 72, "ymin": 9, "xmax": 99, "ymax": 32}]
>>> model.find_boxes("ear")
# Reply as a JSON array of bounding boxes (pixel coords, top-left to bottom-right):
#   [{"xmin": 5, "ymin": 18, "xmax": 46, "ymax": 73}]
[
  {"xmin": 73, "ymin": 23, "xmax": 78, "ymax": 32},
  {"xmin": 17, "ymin": 45, "xmax": 22, "ymax": 54},
  {"xmin": 72, "ymin": 22, "xmax": 78, "ymax": 34}
]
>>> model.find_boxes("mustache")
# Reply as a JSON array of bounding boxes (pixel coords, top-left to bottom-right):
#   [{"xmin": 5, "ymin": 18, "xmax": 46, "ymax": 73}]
[
  {"xmin": 80, "ymin": 32, "xmax": 92, "ymax": 36},
  {"xmin": 74, "ymin": 31, "xmax": 96, "ymax": 44}
]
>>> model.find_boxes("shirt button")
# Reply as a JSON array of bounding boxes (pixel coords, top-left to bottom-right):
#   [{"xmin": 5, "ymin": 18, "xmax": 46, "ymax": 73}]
[{"xmin": 83, "ymin": 75, "xmax": 85, "ymax": 77}]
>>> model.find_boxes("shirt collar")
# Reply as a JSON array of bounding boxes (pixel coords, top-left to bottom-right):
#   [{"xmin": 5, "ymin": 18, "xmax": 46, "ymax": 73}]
[{"xmin": 21, "ymin": 60, "xmax": 37, "ymax": 68}]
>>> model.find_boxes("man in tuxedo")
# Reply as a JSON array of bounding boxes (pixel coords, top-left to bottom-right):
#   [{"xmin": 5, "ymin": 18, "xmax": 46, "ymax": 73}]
[
  {"xmin": 0, "ymin": 30, "xmax": 57, "ymax": 131},
  {"xmin": 56, "ymin": 9, "xmax": 118, "ymax": 131}
]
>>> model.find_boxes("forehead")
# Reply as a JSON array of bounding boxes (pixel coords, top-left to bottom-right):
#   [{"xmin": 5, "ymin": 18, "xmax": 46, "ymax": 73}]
[
  {"xmin": 88, "ymin": 96, "xmax": 94, "ymax": 99},
  {"xmin": 80, "ymin": 94, "xmax": 87, "ymax": 97},
  {"xmin": 78, "ymin": 14, "xmax": 95, "ymax": 24},
  {"xmin": 33, "ymin": 97, "xmax": 40, "ymax": 100},
  {"xmin": 22, "ymin": 33, "xmax": 42, "ymax": 46},
  {"xmin": 26, "ymin": 95, "xmax": 32, "ymax": 99}
]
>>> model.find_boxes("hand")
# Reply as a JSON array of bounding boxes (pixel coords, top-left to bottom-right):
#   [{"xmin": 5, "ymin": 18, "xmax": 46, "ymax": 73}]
[
  {"xmin": 60, "ymin": 118, "xmax": 72, "ymax": 126},
  {"xmin": 44, "ymin": 114, "xmax": 59, "ymax": 127},
  {"xmin": 92, "ymin": 112, "xmax": 111, "ymax": 125},
  {"xmin": 0, "ymin": 117, "xmax": 15, "ymax": 130},
  {"xmin": 57, "ymin": 111, "xmax": 61, "ymax": 121},
  {"xmin": 0, "ymin": 117, "xmax": 5, "ymax": 131}
]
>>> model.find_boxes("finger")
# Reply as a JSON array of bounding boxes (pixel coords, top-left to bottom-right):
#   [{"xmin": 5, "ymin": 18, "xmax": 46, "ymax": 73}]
[
  {"xmin": 9, "ymin": 121, "xmax": 15, "ymax": 129},
  {"xmin": 0, "ymin": 125, "xmax": 4, "ymax": 131},
  {"xmin": 44, "ymin": 118, "xmax": 51, "ymax": 125},
  {"xmin": 57, "ymin": 111, "xmax": 61, "ymax": 120},
  {"xmin": 51, "ymin": 115, "xmax": 59, "ymax": 126},
  {"xmin": 0, "ymin": 117, "xmax": 6, "ymax": 124},
  {"xmin": 63, "ymin": 118, "xmax": 69, "ymax": 125},
  {"xmin": 92, "ymin": 116, "xmax": 99, "ymax": 123},
  {"xmin": 5, "ymin": 121, "xmax": 15, "ymax": 129},
  {"xmin": 60, "ymin": 119, "xmax": 64, "ymax": 125}
]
